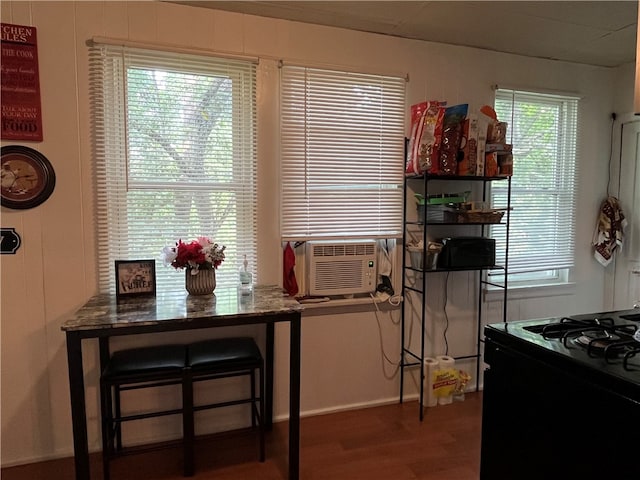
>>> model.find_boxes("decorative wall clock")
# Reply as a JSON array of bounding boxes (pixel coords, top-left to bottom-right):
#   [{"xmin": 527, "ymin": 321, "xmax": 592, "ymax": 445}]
[{"xmin": 1, "ymin": 145, "xmax": 55, "ymax": 210}]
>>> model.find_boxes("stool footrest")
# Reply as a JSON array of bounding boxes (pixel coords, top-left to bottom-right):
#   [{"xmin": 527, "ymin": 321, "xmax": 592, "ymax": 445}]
[
  {"xmin": 112, "ymin": 407, "xmax": 184, "ymax": 423},
  {"xmin": 191, "ymin": 369, "xmax": 256, "ymax": 381},
  {"xmin": 194, "ymin": 397, "xmax": 261, "ymax": 412},
  {"xmin": 118, "ymin": 378, "xmax": 183, "ymax": 391}
]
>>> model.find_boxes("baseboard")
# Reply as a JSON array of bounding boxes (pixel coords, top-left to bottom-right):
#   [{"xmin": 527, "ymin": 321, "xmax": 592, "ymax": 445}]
[
  {"xmin": 0, "ymin": 431, "xmax": 184, "ymax": 469},
  {"xmin": 274, "ymin": 395, "xmax": 413, "ymax": 422},
  {"xmin": 2, "ymin": 395, "xmax": 420, "ymax": 469},
  {"xmin": 1, "ymin": 449, "xmax": 77, "ymax": 469}
]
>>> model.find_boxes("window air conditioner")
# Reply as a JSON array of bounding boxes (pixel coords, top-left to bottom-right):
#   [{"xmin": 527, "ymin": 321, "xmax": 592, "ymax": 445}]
[{"xmin": 307, "ymin": 240, "xmax": 377, "ymax": 296}]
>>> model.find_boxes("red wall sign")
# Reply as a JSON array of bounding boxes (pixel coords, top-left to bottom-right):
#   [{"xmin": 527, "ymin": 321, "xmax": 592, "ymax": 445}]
[{"xmin": 1, "ymin": 23, "xmax": 43, "ymax": 142}]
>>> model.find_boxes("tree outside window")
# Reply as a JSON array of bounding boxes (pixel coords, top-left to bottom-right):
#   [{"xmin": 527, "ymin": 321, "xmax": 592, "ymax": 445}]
[
  {"xmin": 90, "ymin": 46, "xmax": 256, "ymax": 292},
  {"xmin": 490, "ymin": 89, "xmax": 578, "ymax": 287}
]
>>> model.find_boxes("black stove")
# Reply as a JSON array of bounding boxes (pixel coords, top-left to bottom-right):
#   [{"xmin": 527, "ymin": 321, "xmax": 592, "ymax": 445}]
[
  {"xmin": 485, "ymin": 309, "xmax": 640, "ymax": 401},
  {"xmin": 480, "ymin": 309, "xmax": 640, "ymax": 480}
]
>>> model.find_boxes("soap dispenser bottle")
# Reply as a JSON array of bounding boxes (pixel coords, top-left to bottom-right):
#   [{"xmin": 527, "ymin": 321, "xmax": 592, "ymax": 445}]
[{"xmin": 239, "ymin": 255, "xmax": 253, "ymax": 294}]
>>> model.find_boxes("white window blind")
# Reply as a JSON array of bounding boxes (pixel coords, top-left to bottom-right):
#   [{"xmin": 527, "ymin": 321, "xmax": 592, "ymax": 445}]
[
  {"xmin": 280, "ymin": 65, "xmax": 405, "ymax": 240},
  {"xmin": 491, "ymin": 88, "xmax": 579, "ymax": 278},
  {"xmin": 89, "ymin": 44, "xmax": 257, "ymax": 293}
]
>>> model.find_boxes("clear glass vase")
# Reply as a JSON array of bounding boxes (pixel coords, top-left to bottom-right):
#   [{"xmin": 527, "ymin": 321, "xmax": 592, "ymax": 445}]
[{"xmin": 185, "ymin": 268, "xmax": 216, "ymax": 295}]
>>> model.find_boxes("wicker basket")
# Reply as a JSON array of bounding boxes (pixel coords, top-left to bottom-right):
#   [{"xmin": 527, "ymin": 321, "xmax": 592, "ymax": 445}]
[{"xmin": 444, "ymin": 210, "xmax": 505, "ymax": 224}]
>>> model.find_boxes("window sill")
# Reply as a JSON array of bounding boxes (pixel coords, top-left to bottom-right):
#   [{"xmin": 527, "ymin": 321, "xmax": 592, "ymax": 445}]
[
  {"xmin": 299, "ymin": 294, "xmax": 402, "ymax": 316},
  {"xmin": 485, "ymin": 282, "xmax": 576, "ymax": 302}
]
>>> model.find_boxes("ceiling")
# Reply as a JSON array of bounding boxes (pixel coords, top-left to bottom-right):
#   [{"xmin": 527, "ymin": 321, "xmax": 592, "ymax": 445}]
[{"xmin": 170, "ymin": 1, "xmax": 638, "ymax": 68}]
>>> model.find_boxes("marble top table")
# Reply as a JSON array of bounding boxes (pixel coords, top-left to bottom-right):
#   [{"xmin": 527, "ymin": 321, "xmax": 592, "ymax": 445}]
[{"xmin": 61, "ymin": 285, "xmax": 303, "ymax": 480}]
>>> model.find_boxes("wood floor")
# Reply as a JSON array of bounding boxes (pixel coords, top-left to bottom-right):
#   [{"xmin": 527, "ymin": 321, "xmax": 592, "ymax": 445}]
[{"xmin": 2, "ymin": 393, "xmax": 482, "ymax": 480}]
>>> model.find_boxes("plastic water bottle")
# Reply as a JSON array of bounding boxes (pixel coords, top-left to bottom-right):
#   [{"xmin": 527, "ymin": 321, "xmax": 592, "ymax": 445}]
[{"xmin": 239, "ymin": 255, "xmax": 253, "ymax": 295}]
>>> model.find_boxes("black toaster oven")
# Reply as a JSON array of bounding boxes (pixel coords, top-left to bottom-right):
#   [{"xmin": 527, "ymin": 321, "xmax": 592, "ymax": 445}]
[{"xmin": 437, "ymin": 237, "xmax": 496, "ymax": 269}]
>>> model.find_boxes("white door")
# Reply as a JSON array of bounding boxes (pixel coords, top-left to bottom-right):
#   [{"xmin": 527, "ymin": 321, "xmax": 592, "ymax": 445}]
[{"xmin": 612, "ymin": 118, "xmax": 640, "ymax": 309}]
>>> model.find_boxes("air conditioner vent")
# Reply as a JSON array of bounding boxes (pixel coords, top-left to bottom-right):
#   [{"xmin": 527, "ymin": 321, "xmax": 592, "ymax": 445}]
[
  {"xmin": 312, "ymin": 243, "xmax": 376, "ymax": 257},
  {"xmin": 307, "ymin": 240, "xmax": 377, "ymax": 296}
]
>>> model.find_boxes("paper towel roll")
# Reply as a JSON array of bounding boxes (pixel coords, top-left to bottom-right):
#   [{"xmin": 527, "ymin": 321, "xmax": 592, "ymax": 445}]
[
  {"xmin": 435, "ymin": 355, "xmax": 456, "ymax": 405},
  {"xmin": 422, "ymin": 357, "xmax": 439, "ymax": 407}
]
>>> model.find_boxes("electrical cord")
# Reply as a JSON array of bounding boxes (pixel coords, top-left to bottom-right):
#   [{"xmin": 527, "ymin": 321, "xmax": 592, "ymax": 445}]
[
  {"xmin": 370, "ymin": 293, "xmax": 401, "ymax": 378},
  {"xmin": 388, "ymin": 294, "xmax": 403, "ymax": 306},
  {"xmin": 443, "ymin": 272, "xmax": 450, "ymax": 356}
]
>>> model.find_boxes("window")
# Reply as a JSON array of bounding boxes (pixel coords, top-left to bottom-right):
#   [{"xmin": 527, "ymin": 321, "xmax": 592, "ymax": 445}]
[
  {"xmin": 491, "ymin": 88, "xmax": 579, "ymax": 287},
  {"xmin": 280, "ymin": 65, "xmax": 406, "ymax": 240},
  {"xmin": 89, "ymin": 43, "xmax": 257, "ymax": 293}
]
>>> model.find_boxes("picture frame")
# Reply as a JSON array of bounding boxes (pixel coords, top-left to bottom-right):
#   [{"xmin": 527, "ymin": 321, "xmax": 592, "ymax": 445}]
[
  {"xmin": 115, "ymin": 259, "xmax": 156, "ymax": 299},
  {"xmin": 1, "ymin": 145, "xmax": 56, "ymax": 210}
]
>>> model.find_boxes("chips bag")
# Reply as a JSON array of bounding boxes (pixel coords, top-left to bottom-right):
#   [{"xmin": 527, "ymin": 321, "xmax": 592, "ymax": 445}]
[
  {"xmin": 438, "ymin": 104, "xmax": 468, "ymax": 175},
  {"xmin": 406, "ymin": 101, "xmax": 446, "ymax": 175}
]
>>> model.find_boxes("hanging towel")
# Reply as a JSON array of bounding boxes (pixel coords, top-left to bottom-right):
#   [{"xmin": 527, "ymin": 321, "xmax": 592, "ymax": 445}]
[
  {"xmin": 593, "ymin": 196, "xmax": 627, "ymax": 267},
  {"xmin": 283, "ymin": 242, "xmax": 299, "ymax": 296}
]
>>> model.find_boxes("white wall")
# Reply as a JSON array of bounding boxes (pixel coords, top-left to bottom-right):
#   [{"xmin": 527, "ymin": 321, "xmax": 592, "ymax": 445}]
[{"xmin": 0, "ymin": 0, "xmax": 628, "ymax": 467}]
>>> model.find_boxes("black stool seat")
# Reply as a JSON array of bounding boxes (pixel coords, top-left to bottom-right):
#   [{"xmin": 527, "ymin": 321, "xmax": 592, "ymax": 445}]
[
  {"xmin": 100, "ymin": 344, "xmax": 188, "ymax": 480},
  {"xmin": 183, "ymin": 337, "xmax": 265, "ymax": 475},
  {"xmin": 100, "ymin": 339, "xmax": 264, "ymax": 479},
  {"xmin": 188, "ymin": 337, "xmax": 262, "ymax": 370},
  {"xmin": 103, "ymin": 344, "xmax": 187, "ymax": 379}
]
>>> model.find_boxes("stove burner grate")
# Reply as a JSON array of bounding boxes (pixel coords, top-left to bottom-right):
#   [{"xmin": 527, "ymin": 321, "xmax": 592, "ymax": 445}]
[
  {"xmin": 524, "ymin": 312, "xmax": 640, "ymax": 372},
  {"xmin": 623, "ymin": 347, "xmax": 640, "ymax": 370},
  {"xmin": 536, "ymin": 316, "xmax": 618, "ymax": 340},
  {"xmin": 566, "ymin": 323, "xmax": 639, "ymax": 361}
]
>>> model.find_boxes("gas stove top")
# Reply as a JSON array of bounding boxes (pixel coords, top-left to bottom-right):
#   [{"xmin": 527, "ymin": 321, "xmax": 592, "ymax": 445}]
[
  {"xmin": 485, "ymin": 309, "xmax": 640, "ymax": 401},
  {"xmin": 523, "ymin": 311, "xmax": 640, "ymax": 368},
  {"xmin": 482, "ymin": 309, "xmax": 640, "ymax": 479}
]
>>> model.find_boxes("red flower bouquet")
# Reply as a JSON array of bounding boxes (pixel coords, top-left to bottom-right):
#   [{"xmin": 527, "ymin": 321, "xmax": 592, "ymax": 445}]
[{"xmin": 162, "ymin": 237, "xmax": 226, "ymax": 273}]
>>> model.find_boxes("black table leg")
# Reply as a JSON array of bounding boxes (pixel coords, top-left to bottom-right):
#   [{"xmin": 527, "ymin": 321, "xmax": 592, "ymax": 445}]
[
  {"xmin": 66, "ymin": 332, "xmax": 90, "ymax": 480},
  {"xmin": 288, "ymin": 313, "xmax": 301, "ymax": 480},
  {"xmin": 182, "ymin": 368, "xmax": 195, "ymax": 476},
  {"xmin": 265, "ymin": 322, "xmax": 274, "ymax": 430},
  {"xmin": 98, "ymin": 337, "xmax": 110, "ymax": 371}
]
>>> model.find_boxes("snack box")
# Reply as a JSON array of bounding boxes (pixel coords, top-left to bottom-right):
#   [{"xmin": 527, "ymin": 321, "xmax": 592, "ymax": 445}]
[
  {"xmin": 488, "ymin": 121, "xmax": 508, "ymax": 143},
  {"xmin": 485, "ymin": 152, "xmax": 499, "ymax": 177},
  {"xmin": 457, "ymin": 115, "xmax": 479, "ymax": 176},
  {"xmin": 485, "ymin": 143, "xmax": 512, "ymax": 153},
  {"xmin": 475, "ymin": 112, "xmax": 492, "ymax": 176},
  {"xmin": 498, "ymin": 153, "xmax": 513, "ymax": 176}
]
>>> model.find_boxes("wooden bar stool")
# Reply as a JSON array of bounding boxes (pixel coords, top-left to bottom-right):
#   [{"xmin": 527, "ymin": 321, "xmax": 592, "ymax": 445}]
[
  {"xmin": 183, "ymin": 337, "xmax": 265, "ymax": 476},
  {"xmin": 100, "ymin": 344, "xmax": 189, "ymax": 480}
]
